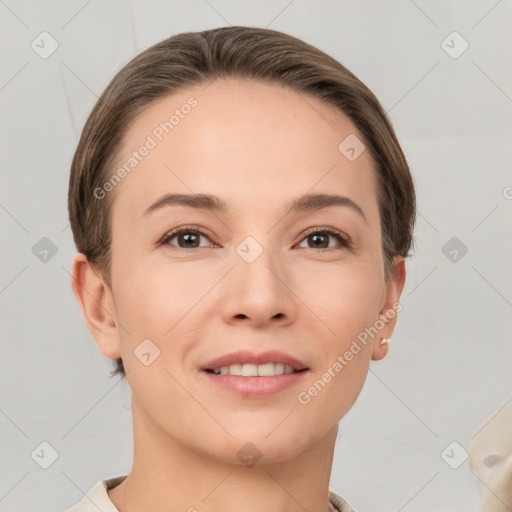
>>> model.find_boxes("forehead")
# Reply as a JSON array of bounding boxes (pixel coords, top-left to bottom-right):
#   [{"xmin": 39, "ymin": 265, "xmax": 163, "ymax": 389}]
[{"xmin": 109, "ymin": 78, "xmax": 379, "ymax": 223}]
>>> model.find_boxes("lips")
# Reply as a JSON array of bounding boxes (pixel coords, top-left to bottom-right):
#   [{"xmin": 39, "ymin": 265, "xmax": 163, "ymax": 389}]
[{"xmin": 200, "ymin": 350, "xmax": 309, "ymax": 372}]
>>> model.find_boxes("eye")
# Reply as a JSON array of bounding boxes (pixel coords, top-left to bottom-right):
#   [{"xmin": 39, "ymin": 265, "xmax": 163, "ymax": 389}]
[
  {"xmin": 159, "ymin": 226, "xmax": 218, "ymax": 249},
  {"xmin": 296, "ymin": 227, "xmax": 351, "ymax": 250},
  {"xmin": 158, "ymin": 226, "xmax": 351, "ymax": 250}
]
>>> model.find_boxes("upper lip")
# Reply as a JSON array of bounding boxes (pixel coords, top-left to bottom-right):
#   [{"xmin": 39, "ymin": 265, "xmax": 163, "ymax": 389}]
[{"xmin": 201, "ymin": 350, "xmax": 309, "ymax": 372}]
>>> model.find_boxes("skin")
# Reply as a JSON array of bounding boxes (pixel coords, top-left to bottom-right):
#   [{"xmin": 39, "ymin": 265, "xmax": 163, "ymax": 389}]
[{"xmin": 71, "ymin": 78, "xmax": 406, "ymax": 512}]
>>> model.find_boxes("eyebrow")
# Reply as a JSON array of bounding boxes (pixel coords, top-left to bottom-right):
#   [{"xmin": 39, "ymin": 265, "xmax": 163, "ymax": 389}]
[{"xmin": 142, "ymin": 192, "xmax": 366, "ymax": 223}]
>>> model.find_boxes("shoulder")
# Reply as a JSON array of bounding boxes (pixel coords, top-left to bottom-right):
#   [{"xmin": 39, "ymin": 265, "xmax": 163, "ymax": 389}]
[
  {"xmin": 329, "ymin": 489, "xmax": 360, "ymax": 512},
  {"xmin": 64, "ymin": 475, "xmax": 127, "ymax": 512}
]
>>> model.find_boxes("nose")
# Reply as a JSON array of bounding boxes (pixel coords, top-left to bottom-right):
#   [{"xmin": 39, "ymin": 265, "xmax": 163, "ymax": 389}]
[{"xmin": 219, "ymin": 244, "xmax": 298, "ymax": 328}]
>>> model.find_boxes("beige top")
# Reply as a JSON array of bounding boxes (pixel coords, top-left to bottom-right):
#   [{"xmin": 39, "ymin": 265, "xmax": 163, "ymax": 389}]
[{"xmin": 65, "ymin": 474, "xmax": 358, "ymax": 512}]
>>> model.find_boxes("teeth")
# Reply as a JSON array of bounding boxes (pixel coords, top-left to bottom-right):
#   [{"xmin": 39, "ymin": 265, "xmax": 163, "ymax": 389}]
[{"xmin": 210, "ymin": 363, "xmax": 299, "ymax": 376}]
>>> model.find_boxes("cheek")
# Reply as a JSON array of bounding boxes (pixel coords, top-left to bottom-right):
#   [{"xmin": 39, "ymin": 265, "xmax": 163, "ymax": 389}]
[
  {"xmin": 293, "ymin": 267, "xmax": 380, "ymax": 418},
  {"xmin": 112, "ymin": 256, "xmax": 220, "ymax": 369},
  {"xmin": 135, "ymin": 274, "xmax": 181, "ymax": 327},
  {"xmin": 113, "ymin": 261, "xmax": 199, "ymax": 393},
  {"xmin": 294, "ymin": 259, "xmax": 382, "ymax": 341}
]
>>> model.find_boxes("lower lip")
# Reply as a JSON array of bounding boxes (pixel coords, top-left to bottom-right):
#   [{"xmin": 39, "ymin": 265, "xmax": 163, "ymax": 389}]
[{"xmin": 201, "ymin": 370, "xmax": 310, "ymax": 398}]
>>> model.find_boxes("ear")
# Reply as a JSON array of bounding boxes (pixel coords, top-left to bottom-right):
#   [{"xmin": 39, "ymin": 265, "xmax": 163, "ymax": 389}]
[
  {"xmin": 371, "ymin": 256, "xmax": 406, "ymax": 361},
  {"xmin": 70, "ymin": 252, "xmax": 122, "ymax": 360}
]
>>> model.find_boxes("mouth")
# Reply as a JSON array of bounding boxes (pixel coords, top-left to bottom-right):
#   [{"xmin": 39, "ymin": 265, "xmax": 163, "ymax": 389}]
[
  {"xmin": 200, "ymin": 350, "xmax": 310, "ymax": 376},
  {"xmin": 201, "ymin": 364, "xmax": 310, "ymax": 398},
  {"xmin": 204, "ymin": 363, "xmax": 309, "ymax": 377},
  {"xmin": 199, "ymin": 350, "xmax": 310, "ymax": 396}
]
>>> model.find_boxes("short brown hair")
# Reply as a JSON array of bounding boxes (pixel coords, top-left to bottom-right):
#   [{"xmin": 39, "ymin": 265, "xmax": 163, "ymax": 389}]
[{"xmin": 68, "ymin": 26, "xmax": 416, "ymax": 379}]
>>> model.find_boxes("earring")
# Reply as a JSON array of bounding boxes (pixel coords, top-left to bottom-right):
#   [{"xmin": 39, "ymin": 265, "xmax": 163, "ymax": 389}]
[{"xmin": 380, "ymin": 337, "xmax": 390, "ymax": 345}]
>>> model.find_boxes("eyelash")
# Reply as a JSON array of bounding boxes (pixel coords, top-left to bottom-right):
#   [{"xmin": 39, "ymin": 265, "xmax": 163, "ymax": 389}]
[{"xmin": 158, "ymin": 225, "xmax": 352, "ymax": 250}]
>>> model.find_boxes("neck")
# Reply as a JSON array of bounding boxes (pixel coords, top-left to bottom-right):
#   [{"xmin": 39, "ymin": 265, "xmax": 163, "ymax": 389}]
[{"xmin": 108, "ymin": 396, "xmax": 339, "ymax": 512}]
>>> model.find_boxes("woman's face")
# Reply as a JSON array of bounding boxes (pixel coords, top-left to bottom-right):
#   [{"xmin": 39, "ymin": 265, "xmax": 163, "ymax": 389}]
[{"xmin": 103, "ymin": 78, "xmax": 404, "ymax": 463}]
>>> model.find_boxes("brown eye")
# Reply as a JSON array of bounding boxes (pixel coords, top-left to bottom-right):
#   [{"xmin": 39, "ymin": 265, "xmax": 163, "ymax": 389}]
[
  {"xmin": 160, "ymin": 228, "xmax": 214, "ymax": 249},
  {"xmin": 307, "ymin": 233, "xmax": 330, "ymax": 248},
  {"xmin": 174, "ymin": 232, "xmax": 202, "ymax": 248},
  {"xmin": 297, "ymin": 228, "xmax": 351, "ymax": 250}
]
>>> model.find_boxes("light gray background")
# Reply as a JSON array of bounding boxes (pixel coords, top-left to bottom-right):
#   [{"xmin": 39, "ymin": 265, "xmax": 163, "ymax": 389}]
[{"xmin": 1, "ymin": 1, "xmax": 511, "ymax": 511}]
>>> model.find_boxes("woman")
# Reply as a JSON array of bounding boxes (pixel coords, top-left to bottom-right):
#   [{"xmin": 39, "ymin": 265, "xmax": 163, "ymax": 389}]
[{"xmin": 66, "ymin": 26, "xmax": 415, "ymax": 512}]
